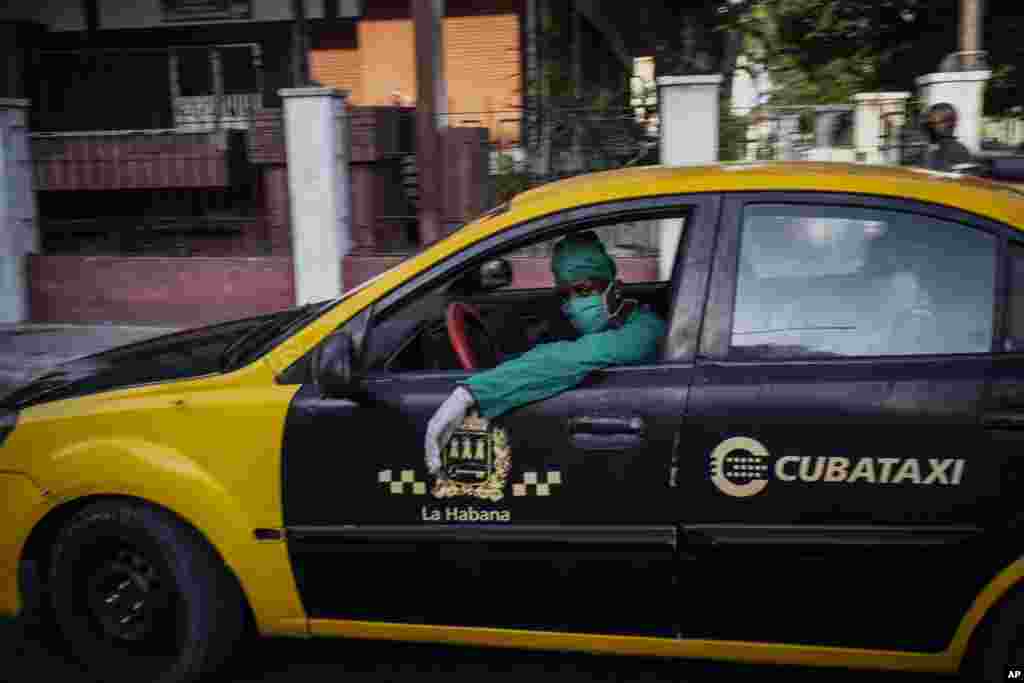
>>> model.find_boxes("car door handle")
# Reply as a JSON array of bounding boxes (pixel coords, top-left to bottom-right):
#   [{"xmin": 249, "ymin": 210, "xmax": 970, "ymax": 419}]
[
  {"xmin": 982, "ymin": 411, "xmax": 1024, "ymax": 430},
  {"xmin": 568, "ymin": 416, "xmax": 646, "ymax": 450}
]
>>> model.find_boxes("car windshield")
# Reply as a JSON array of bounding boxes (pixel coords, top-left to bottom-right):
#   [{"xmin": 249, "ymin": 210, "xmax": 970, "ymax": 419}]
[{"xmin": 219, "ymin": 300, "xmax": 337, "ymax": 371}]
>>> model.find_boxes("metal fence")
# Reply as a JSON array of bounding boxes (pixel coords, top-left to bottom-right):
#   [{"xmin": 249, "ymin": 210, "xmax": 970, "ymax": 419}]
[
  {"xmin": 722, "ymin": 101, "xmax": 936, "ymax": 167},
  {"xmin": 35, "ymin": 46, "xmax": 264, "ymax": 134},
  {"xmin": 724, "ymin": 105, "xmax": 855, "ymax": 162},
  {"xmin": 981, "ymin": 114, "xmax": 1024, "ymax": 154},
  {"xmin": 442, "ymin": 105, "xmax": 659, "ymax": 203}
]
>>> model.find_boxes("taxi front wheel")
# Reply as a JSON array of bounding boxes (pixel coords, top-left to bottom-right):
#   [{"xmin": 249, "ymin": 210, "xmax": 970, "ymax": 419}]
[
  {"xmin": 962, "ymin": 589, "xmax": 1024, "ymax": 682},
  {"xmin": 48, "ymin": 501, "xmax": 246, "ymax": 683}
]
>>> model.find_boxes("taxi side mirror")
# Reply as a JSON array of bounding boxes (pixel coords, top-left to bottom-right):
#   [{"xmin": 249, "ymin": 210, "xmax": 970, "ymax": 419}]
[
  {"xmin": 477, "ymin": 259, "xmax": 513, "ymax": 291},
  {"xmin": 312, "ymin": 331, "xmax": 358, "ymax": 398}
]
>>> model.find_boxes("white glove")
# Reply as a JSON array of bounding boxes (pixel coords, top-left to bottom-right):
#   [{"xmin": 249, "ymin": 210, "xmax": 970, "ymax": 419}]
[{"xmin": 425, "ymin": 386, "xmax": 476, "ymax": 476}]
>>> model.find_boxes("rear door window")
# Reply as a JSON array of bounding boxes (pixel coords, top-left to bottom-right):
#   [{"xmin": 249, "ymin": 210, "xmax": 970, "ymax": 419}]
[{"xmin": 730, "ymin": 204, "xmax": 997, "ymax": 358}]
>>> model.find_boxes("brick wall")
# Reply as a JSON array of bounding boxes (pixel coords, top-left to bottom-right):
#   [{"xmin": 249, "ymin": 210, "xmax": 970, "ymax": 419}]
[
  {"xmin": 342, "ymin": 254, "xmax": 659, "ymax": 291},
  {"xmin": 502, "ymin": 257, "xmax": 660, "ymax": 289},
  {"xmin": 442, "ymin": 126, "xmax": 491, "ymax": 227},
  {"xmin": 261, "ymin": 166, "xmax": 292, "ymax": 257},
  {"xmin": 28, "ymin": 253, "xmax": 657, "ymax": 325},
  {"xmin": 29, "ymin": 255, "xmax": 294, "ymax": 325},
  {"xmin": 343, "ymin": 254, "xmax": 408, "ymax": 290},
  {"xmin": 32, "ymin": 133, "xmax": 232, "ymax": 191}
]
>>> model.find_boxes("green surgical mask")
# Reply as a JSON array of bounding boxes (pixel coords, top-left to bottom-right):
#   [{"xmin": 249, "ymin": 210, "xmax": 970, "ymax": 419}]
[{"xmin": 562, "ymin": 294, "xmax": 610, "ymax": 335}]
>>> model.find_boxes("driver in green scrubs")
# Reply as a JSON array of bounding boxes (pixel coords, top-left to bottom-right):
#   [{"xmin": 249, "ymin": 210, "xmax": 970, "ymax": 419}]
[{"xmin": 424, "ymin": 230, "xmax": 667, "ymax": 475}]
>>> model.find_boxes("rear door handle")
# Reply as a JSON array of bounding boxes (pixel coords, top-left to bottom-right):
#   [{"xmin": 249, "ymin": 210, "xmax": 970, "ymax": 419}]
[
  {"xmin": 982, "ymin": 411, "xmax": 1024, "ymax": 430},
  {"xmin": 568, "ymin": 416, "xmax": 646, "ymax": 450}
]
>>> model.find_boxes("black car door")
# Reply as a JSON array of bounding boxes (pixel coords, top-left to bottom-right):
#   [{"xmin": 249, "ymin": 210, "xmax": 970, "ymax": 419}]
[
  {"xmin": 280, "ymin": 195, "xmax": 719, "ymax": 636},
  {"xmin": 677, "ymin": 193, "xmax": 1006, "ymax": 653}
]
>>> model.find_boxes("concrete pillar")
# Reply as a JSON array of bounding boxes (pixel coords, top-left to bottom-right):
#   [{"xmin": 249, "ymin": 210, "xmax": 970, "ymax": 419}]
[
  {"xmin": 776, "ymin": 112, "xmax": 800, "ymax": 161},
  {"xmin": 279, "ymin": 87, "xmax": 352, "ymax": 304},
  {"xmin": 656, "ymin": 74, "xmax": 722, "ymax": 279},
  {"xmin": 853, "ymin": 92, "xmax": 910, "ymax": 164},
  {"xmin": 413, "ymin": 0, "xmax": 446, "ymax": 245},
  {"xmin": 0, "ymin": 99, "xmax": 38, "ymax": 323},
  {"xmin": 814, "ymin": 105, "xmax": 853, "ymax": 147},
  {"xmin": 916, "ymin": 70, "xmax": 991, "ymax": 154},
  {"xmin": 806, "ymin": 105, "xmax": 854, "ymax": 162}
]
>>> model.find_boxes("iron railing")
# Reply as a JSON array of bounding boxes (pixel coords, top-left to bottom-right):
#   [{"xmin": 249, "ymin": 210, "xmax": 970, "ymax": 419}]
[{"xmin": 30, "ymin": 113, "xmax": 265, "ymax": 257}]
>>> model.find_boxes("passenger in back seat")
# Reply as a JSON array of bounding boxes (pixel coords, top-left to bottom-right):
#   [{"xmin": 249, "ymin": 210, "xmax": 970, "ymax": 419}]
[{"xmin": 861, "ymin": 230, "xmax": 937, "ymax": 355}]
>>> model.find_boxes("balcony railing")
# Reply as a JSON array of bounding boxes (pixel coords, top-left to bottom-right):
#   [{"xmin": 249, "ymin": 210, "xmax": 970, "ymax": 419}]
[
  {"xmin": 30, "ymin": 114, "xmax": 251, "ymax": 192},
  {"xmin": 173, "ymin": 93, "xmax": 263, "ymax": 131}
]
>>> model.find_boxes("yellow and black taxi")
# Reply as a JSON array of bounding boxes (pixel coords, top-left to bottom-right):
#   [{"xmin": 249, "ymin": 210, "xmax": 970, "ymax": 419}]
[{"xmin": 4, "ymin": 162, "xmax": 1024, "ymax": 682}]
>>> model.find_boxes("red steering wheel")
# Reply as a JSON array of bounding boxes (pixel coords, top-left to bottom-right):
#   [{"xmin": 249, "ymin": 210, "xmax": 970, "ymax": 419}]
[{"xmin": 446, "ymin": 302, "xmax": 500, "ymax": 370}]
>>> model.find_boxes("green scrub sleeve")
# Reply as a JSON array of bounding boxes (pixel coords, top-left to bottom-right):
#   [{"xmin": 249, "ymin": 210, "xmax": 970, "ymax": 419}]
[{"xmin": 460, "ymin": 308, "xmax": 666, "ymax": 419}]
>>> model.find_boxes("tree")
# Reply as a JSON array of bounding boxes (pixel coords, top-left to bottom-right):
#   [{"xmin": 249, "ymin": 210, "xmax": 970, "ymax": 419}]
[
  {"xmin": 724, "ymin": 0, "xmax": 950, "ymax": 105},
  {"xmin": 726, "ymin": 0, "xmax": 1023, "ymax": 116},
  {"xmin": 983, "ymin": 1, "xmax": 1024, "ymax": 116}
]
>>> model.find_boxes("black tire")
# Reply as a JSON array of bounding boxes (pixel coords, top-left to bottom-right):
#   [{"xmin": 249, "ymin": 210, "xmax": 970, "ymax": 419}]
[
  {"xmin": 48, "ymin": 500, "xmax": 246, "ymax": 683},
  {"xmin": 962, "ymin": 589, "xmax": 1024, "ymax": 682}
]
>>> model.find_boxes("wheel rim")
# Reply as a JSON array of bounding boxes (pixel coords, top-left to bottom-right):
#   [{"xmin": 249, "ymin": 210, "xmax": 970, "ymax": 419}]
[{"xmin": 76, "ymin": 541, "xmax": 182, "ymax": 654}]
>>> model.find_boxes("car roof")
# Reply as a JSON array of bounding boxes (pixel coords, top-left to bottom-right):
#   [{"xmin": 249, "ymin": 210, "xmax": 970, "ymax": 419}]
[{"xmin": 504, "ymin": 162, "xmax": 1024, "ymax": 230}]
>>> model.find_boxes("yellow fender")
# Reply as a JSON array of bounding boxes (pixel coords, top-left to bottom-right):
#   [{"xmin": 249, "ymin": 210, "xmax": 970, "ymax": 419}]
[
  {"xmin": 4, "ymin": 365, "xmax": 308, "ymax": 637},
  {"xmin": 35, "ymin": 440, "xmax": 305, "ymax": 635}
]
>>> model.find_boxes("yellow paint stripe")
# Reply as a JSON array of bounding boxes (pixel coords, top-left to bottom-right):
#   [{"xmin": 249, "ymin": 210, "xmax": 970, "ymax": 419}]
[
  {"xmin": 946, "ymin": 556, "xmax": 1024, "ymax": 666},
  {"xmin": 309, "ymin": 619, "xmax": 955, "ymax": 673}
]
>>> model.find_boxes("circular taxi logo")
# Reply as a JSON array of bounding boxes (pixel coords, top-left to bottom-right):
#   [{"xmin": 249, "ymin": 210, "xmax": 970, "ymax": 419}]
[{"xmin": 709, "ymin": 436, "xmax": 771, "ymax": 498}]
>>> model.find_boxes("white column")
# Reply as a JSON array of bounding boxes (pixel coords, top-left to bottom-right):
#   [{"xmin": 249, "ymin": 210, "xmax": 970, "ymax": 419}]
[
  {"xmin": 656, "ymin": 74, "xmax": 722, "ymax": 280},
  {"xmin": 916, "ymin": 70, "xmax": 992, "ymax": 154},
  {"xmin": 0, "ymin": 99, "xmax": 39, "ymax": 323},
  {"xmin": 279, "ymin": 87, "xmax": 352, "ymax": 304},
  {"xmin": 853, "ymin": 92, "xmax": 910, "ymax": 164},
  {"xmin": 776, "ymin": 112, "xmax": 801, "ymax": 161},
  {"xmin": 807, "ymin": 105, "xmax": 854, "ymax": 161}
]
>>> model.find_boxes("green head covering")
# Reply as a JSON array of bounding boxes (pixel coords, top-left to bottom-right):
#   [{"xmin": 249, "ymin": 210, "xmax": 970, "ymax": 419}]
[{"xmin": 551, "ymin": 231, "xmax": 617, "ymax": 285}]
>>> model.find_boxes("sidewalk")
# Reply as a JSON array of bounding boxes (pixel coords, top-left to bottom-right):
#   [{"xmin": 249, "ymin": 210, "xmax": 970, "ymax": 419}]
[{"xmin": 0, "ymin": 323, "xmax": 179, "ymax": 394}]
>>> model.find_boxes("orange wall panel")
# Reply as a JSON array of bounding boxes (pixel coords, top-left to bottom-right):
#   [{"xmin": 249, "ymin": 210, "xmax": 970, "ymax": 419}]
[
  {"xmin": 311, "ymin": 4, "xmax": 523, "ymax": 138},
  {"xmin": 310, "ymin": 42, "xmax": 362, "ymax": 102},
  {"xmin": 358, "ymin": 17, "xmax": 417, "ymax": 106},
  {"xmin": 443, "ymin": 12, "xmax": 521, "ymax": 132}
]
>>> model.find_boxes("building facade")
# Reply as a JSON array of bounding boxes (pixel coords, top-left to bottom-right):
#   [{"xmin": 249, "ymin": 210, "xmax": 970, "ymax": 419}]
[{"xmin": 0, "ymin": 0, "xmax": 655, "ymax": 324}]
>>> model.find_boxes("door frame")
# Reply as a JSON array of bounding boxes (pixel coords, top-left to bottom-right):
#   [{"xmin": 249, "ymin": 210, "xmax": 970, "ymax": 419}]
[
  {"xmin": 281, "ymin": 193, "xmax": 723, "ymax": 633},
  {"xmin": 678, "ymin": 190, "xmax": 1016, "ymax": 651},
  {"xmin": 365, "ymin": 193, "xmax": 723, "ymax": 365},
  {"xmin": 699, "ymin": 191, "xmax": 1014, "ymax": 361}
]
